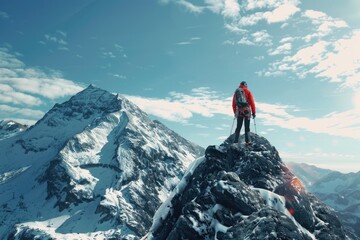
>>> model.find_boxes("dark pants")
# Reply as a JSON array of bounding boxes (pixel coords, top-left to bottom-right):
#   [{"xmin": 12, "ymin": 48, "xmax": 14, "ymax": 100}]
[{"xmin": 234, "ymin": 116, "xmax": 250, "ymax": 143}]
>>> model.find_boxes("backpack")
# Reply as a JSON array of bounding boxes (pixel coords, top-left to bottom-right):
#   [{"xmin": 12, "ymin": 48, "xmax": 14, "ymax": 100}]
[{"xmin": 235, "ymin": 88, "xmax": 248, "ymax": 108}]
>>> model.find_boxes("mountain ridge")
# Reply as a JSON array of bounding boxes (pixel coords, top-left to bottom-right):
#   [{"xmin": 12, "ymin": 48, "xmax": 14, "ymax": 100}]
[{"xmin": 286, "ymin": 162, "xmax": 334, "ymax": 188}]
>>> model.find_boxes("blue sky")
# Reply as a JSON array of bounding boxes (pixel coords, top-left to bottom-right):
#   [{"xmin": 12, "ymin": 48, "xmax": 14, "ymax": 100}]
[{"xmin": 0, "ymin": 0, "xmax": 359, "ymax": 172}]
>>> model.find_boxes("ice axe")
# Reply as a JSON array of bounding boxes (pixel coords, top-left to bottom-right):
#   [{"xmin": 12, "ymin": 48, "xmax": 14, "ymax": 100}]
[
  {"xmin": 253, "ymin": 116, "xmax": 258, "ymax": 134},
  {"xmin": 230, "ymin": 117, "xmax": 236, "ymax": 135}
]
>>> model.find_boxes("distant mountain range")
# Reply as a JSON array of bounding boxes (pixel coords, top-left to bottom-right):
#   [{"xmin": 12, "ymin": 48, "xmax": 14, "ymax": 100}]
[
  {"xmin": 288, "ymin": 162, "xmax": 360, "ymax": 237},
  {"xmin": 285, "ymin": 162, "xmax": 334, "ymax": 188}
]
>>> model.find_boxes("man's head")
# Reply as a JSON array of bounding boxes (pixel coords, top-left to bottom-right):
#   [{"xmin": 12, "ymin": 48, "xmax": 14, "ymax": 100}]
[{"xmin": 240, "ymin": 81, "xmax": 247, "ymax": 87}]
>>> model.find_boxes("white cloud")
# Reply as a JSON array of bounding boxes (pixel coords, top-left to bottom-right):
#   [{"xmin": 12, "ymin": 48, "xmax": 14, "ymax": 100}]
[
  {"xmin": 176, "ymin": 37, "xmax": 201, "ymax": 45},
  {"xmin": 237, "ymin": 30, "xmax": 272, "ymax": 46},
  {"xmin": 353, "ymin": 89, "xmax": 360, "ymax": 109},
  {"xmin": 0, "ymin": 104, "xmax": 44, "ymax": 119},
  {"xmin": 244, "ymin": 0, "xmax": 300, "ymax": 11},
  {"xmin": 224, "ymin": 23, "xmax": 247, "ymax": 34},
  {"xmin": 125, "ymin": 87, "xmax": 232, "ymax": 123},
  {"xmin": 45, "ymin": 34, "xmax": 67, "ymax": 45},
  {"xmin": 257, "ymin": 103, "xmax": 297, "ymax": 118},
  {"xmin": 289, "ymin": 40, "xmax": 328, "ymax": 65},
  {"xmin": 202, "ymin": 0, "xmax": 241, "ymax": 18},
  {"xmin": 302, "ymin": 10, "xmax": 348, "ymax": 42},
  {"xmin": 254, "ymin": 56, "xmax": 265, "ymax": 60},
  {"xmin": 0, "ymin": 11, "xmax": 9, "ymax": 19},
  {"xmin": 237, "ymin": 37, "xmax": 255, "ymax": 46},
  {"xmin": 203, "ymin": 0, "xmax": 223, "ymax": 13},
  {"xmin": 125, "ymin": 86, "xmax": 359, "ymax": 139},
  {"xmin": 239, "ymin": 2, "xmax": 299, "ymax": 26},
  {"xmin": 112, "ymin": 74, "xmax": 127, "ymax": 79},
  {"xmin": 0, "ymin": 85, "xmax": 42, "ymax": 106},
  {"xmin": 0, "ymin": 48, "xmax": 84, "ymax": 105},
  {"xmin": 303, "ymin": 10, "xmax": 327, "ymax": 20},
  {"xmin": 1, "ymin": 76, "xmax": 84, "ymax": 100},
  {"xmin": 177, "ymin": 0, "xmax": 204, "ymax": 13},
  {"xmin": 263, "ymin": 3, "xmax": 300, "ymax": 23},
  {"xmin": 175, "ymin": 0, "xmax": 300, "ymax": 25},
  {"xmin": 258, "ymin": 104, "xmax": 360, "ymax": 139},
  {"xmin": 244, "ymin": 0, "xmax": 272, "ymax": 10},
  {"xmin": 174, "ymin": 0, "xmax": 241, "ymax": 19},
  {"xmin": 57, "ymin": 30, "xmax": 67, "ymax": 37},
  {"xmin": 223, "ymin": 40, "xmax": 235, "ymax": 45},
  {"xmin": 268, "ymin": 42, "xmax": 292, "ymax": 55},
  {"xmin": 0, "ymin": 48, "xmax": 24, "ymax": 68},
  {"xmin": 158, "ymin": 0, "xmax": 171, "ymax": 4},
  {"xmin": 279, "ymin": 36, "xmax": 297, "ymax": 43},
  {"xmin": 311, "ymin": 31, "xmax": 360, "ymax": 88},
  {"xmin": 252, "ymin": 30, "xmax": 273, "ymax": 46},
  {"xmin": 176, "ymin": 41, "xmax": 192, "ymax": 45},
  {"xmin": 43, "ymin": 30, "xmax": 69, "ymax": 51},
  {"xmin": 318, "ymin": 20, "xmax": 348, "ymax": 33},
  {"xmin": 0, "ymin": 84, "xmax": 13, "ymax": 92},
  {"xmin": 238, "ymin": 12, "xmax": 264, "ymax": 26},
  {"xmin": 124, "ymin": 95, "xmax": 193, "ymax": 123},
  {"xmin": 0, "ymin": 46, "xmax": 83, "ymax": 122},
  {"xmin": 102, "ymin": 51, "xmax": 116, "ymax": 58},
  {"xmin": 222, "ymin": 0, "xmax": 240, "ymax": 18},
  {"xmin": 266, "ymin": 30, "xmax": 360, "ymax": 88}
]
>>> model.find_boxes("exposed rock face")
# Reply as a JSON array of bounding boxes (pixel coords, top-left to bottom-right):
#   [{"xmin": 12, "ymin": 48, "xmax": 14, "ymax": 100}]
[
  {"xmin": 0, "ymin": 85, "xmax": 204, "ymax": 240},
  {"xmin": 149, "ymin": 134, "xmax": 358, "ymax": 240}
]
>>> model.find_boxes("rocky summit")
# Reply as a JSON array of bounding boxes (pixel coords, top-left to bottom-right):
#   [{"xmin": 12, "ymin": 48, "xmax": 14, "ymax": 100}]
[{"xmin": 148, "ymin": 133, "xmax": 358, "ymax": 240}]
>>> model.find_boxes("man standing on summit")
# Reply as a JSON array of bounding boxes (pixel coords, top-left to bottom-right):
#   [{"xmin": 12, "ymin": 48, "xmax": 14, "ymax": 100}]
[{"xmin": 232, "ymin": 81, "xmax": 256, "ymax": 144}]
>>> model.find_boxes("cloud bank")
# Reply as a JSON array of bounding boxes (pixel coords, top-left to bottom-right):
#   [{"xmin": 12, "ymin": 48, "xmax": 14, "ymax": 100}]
[
  {"xmin": 0, "ymin": 47, "xmax": 84, "ymax": 123},
  {"xmin": 125, "ymin": 87, "xmax": 359, "ymax": 139}
]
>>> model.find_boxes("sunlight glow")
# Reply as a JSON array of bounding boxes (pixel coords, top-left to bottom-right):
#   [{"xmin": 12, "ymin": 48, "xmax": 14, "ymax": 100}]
[{"xmin": 353, "ymin": 90, "xmax": 360, "ymax": 109}]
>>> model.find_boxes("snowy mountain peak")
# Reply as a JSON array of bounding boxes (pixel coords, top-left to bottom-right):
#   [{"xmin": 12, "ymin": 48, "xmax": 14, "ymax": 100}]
[
  {"xmin": 0, "ymin": 86, "xmax": 204, "ymax": 240},
  {"xmin": 68, "ymin": 84, "xmax": 119, "ymax": 107},
  {"xmin": 148, "ymin": 133, "xmax": 357, "ymax": 239},
  {"xmin": 41, "ymin": 84, "xmax": 122, "ymax": 126}
]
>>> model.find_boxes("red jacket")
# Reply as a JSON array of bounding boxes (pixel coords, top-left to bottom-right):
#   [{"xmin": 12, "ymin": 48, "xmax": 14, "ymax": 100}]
[{"xmin": 232, "ymin": 85, "xmax": 256, "ymax": 115}]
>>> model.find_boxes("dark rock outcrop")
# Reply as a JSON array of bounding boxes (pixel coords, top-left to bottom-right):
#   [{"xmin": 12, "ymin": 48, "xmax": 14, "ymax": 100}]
[{"xmin": 149, "ymin": 133, "xmax": 358, "ymax": 240}]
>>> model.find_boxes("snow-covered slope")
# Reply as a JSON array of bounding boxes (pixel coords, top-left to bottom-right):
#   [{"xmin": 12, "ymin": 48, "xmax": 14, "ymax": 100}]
[
  {"xmin": 0, "ymin": 85, "xmax": 204, "ymax": 240},
  {"xmin": 0, "ymin": 120, "xmax": 27, "ymax": 141},
  {"xmin": 147, "ymin": 134, "xmax": 358, "ymax": 240},
  {"xmin": 286, "ymin": 162, "xmax": 334, "ymax": 188}
]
